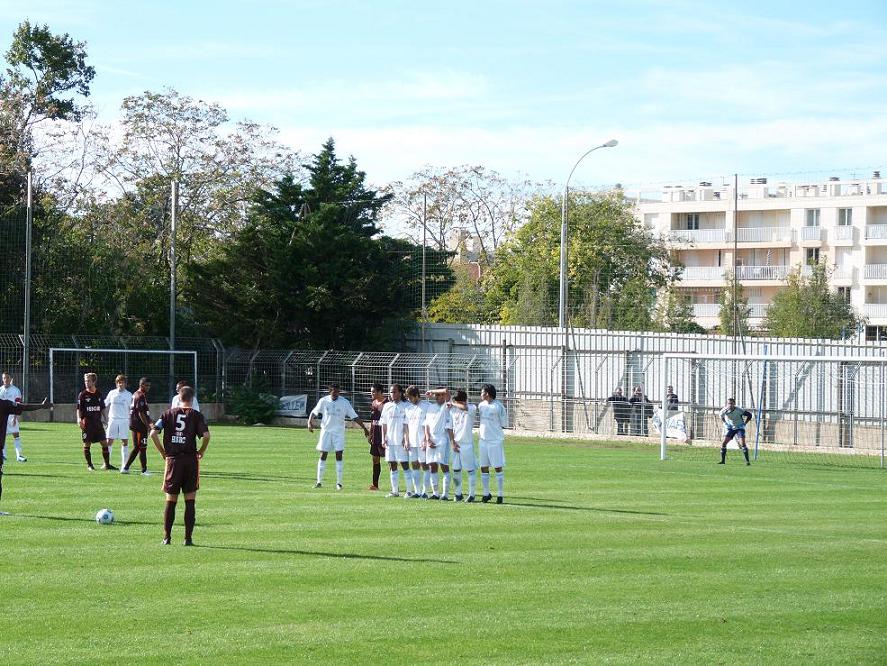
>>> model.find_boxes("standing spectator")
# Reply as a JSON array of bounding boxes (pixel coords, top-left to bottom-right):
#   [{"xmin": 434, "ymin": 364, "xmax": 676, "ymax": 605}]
[
  {"xmin": 665, "ymin": 385, "xmax": 679, "ymax": 412},
  {"xmin": 607, "ymin": 387, "xmax": 631, "ymax": 435},
  {"xmin": 628, "ymin": 385, "xmax": 652, "ymax": 436}
]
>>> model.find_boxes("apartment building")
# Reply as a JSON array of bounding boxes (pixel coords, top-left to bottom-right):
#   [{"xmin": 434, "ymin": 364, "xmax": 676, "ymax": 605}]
[{"xmin": 631, "ymin": 173, "xmax": 887, "ymax": 340}]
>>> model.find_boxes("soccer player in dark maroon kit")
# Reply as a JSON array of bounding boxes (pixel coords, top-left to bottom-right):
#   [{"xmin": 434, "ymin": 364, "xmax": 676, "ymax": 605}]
[
  {"xmin": 368, "ymin": 383, "xmax": 387, "ymax": 491},
  {"xmin": 150, "ymin": 386, "xmax": 210, "ymax": 546},
  {"xmin": 76, "ymin": 373, "xmax": 112, "ymax": 471},
  {"xmin": 122, "ymin": 377, "xmax": 152, "ymax": 475},
  {"xmin": 0, "ymin": 397, "xmax": 51, "ymax": 513}
]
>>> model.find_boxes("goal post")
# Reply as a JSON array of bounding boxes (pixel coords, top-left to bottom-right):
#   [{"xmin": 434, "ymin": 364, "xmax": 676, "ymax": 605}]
[
  {"xmin": 48, "ymin": 348, "xmax": 198, "ymax": 421},
  {"xmin": 660, "ymin": 352, "xmax": 887, "ymax": 468}
]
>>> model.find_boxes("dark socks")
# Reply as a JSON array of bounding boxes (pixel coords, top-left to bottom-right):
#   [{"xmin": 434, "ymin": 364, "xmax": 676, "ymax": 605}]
[
  {"xmin": 372, "ymin": 462, "xmax": 381, "ymax": 486},
  {"xmin": 139, "ymin": 449, "xmax": 148, "ymax": 472},
  {"xmin": 163, "ymin": 501, "xmax": 177, "ymax": 539},
  {"xmin": 83, "ymin": 447, "xmax": 93, "ymax": 467},
  {"xmin": 124, "ymin": 447, "xmax": 140, "ymax": 470},
  {"xmin": 719, "ymin": 447, "xmax": 727, "ymax": 464},
  {"xmin": 101, "ymin": 446, "xmax": 110, "ymax": 466},
  {"xmin": 742, "ymin": 447, "xmax": 750, "ymax": 464},
  {"xmin": 184, "ymin": 500, "xmax": 196, "ymax": 540}
]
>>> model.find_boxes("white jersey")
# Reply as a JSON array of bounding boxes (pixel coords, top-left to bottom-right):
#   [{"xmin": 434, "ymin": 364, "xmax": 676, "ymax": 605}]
[
  {"xmin": 105, "ymin": 388, "xmax": 133, "ymax": 421},
  {"xmin": 424, "ymin": 402, "xmax": 452, "ymax": 444},
  {"xmin": 405, "ymin": 400, "xmax": 430, "ymax": 447},
  {"xmin": 171, "ymin": 394, "xmax": 201, "ymax": 412},
  {"xmin": 311, "ymin": 395, "xmax": 358, "ymax": 436},
  {"xmin": 0, "ymin": 384, "xmax": 22, "ymax": 406},
  {"xmin": 380, "ymin": 400, "xmax": 408, "ymax": 447},
  {"xmin": 450, "ymin": 403, "xmax": 477, "ymax": 446},
  {"xmin": 478, "ymin": 399, "xmax": 507, "ymax": 443}
]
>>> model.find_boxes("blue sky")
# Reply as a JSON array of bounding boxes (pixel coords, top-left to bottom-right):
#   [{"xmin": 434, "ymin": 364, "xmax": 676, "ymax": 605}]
[{"xmin": 4, "ymin": 0, "xmax": 887, "ymax": 189}]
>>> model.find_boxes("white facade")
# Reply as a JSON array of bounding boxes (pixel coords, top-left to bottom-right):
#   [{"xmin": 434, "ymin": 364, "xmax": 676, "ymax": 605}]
[{"xmin": 631, "ymin": 174, "xmax": 887, "ymax": 339}]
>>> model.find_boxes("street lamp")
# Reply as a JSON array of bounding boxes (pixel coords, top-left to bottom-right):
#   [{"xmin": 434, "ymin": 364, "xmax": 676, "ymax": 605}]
[{"xmin": 558, "ymin": 139, "xmax": 618, "ymax": 330}]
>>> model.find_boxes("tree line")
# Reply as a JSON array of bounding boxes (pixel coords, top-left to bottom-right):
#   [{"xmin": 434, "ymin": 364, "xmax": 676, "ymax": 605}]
[{"xmin": 0, "ymin": 21, "xmax": 864, "ymax": 346}]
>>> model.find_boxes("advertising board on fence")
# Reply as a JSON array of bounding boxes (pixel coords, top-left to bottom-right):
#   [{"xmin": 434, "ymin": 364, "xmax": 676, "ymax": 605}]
[
  {"xmin": 651, "ymin": 409, "xmax": 688, "ymax": 442},
  {"xmin": 277, "ymin": 394, "xmax": 308, "ymax": 417}
]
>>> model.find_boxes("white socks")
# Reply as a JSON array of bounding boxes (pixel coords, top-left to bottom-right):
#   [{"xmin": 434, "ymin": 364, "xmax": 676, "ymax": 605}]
[
  {"xmin": 496, "ymin": 471, "xmax": 505, "ymax": 497},
  {"xmin": 453, "ymin": 472, "xmax": 463, "ymax": 495},
  {"xmin": 468, "ymin": 469, "xmax": 476, "ymax": 497},
  {"xmin": 335, "ymin": 459, "xmax": 343, "ymax": 484},
  {"xmin": 430, "ymin": 471, "xmax": 439, "ymax": 495},
  {"xmin": 390, "ymin": 470, "xmax": 399, "ymax": 493},
  {"xmin": 482, "ymin": 472, "xmax": 491, "ymax": 495},
  {"xmin": 442, "ymin": 471, "xmax": 450, "ymax": 497},
  {"xmin": 317, "ymin": 459, "xmax": 326, "ymax": 483},
  {"xmin": 121, "ymin": 444, "xmax": 129, "ymax": 467},
  {"xmin": 14, "ymin": 436, "xmax": 22, "ymax": 456}
]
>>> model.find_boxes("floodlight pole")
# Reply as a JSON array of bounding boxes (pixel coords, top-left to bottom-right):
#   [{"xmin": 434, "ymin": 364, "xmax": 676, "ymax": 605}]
[
  {"xmin": 558, "ymin": 140, "xmax": 618, "ymax": 331},
  {"xmin": 421, "ymin": 192, "xmax": 427, "ymax": 352},
  {"xmin": 23, "ymin": 171, "xmax": 33, "ymax": 401},
  {"xmin": 169, "ymin": 181, "xmax": 178, "ymax": 397}
]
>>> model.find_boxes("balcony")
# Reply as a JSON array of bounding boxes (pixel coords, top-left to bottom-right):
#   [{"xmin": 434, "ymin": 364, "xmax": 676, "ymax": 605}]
[
  {"xmin": 832, "ymin": 266, "xmax": 854, "ymax": 281},
  {"xmin": 748, "ymin": 304, "xmax": 769, "ymax": 318},
  {"xmin": 832, "ymin": 225, "xmax": 855, "ymax": 245},
  {"xmin": 864, "ymin": 304, "xmax": 887, "ymax": 319},
  {"xmin": 864, "ymin": 224, "xmax": 887, "ymax": 240},
  {"xmin": 800, "ymin": 226, "xmax": 824, "ymax": 243},
  {"xmin": 692, "ymin": 304, "xmax": 720, "ymax": 318},
  {"xmin": 735, "ymin": 265, "xmax": 790, "ymax": 281},
  {"xmin": 864, "ymin": 264, "xmax": 887, "ymax": 280},
  {"xmin": 668, "ymin": 228, "xmax": 729, "ymax": 244},
  {"xmin": 680, "ymin": 266, "xmax": 726, "ymax": 281},
  {"xmin": 735, "ymin": 227, "xmax": 792, "ymax": 243}
]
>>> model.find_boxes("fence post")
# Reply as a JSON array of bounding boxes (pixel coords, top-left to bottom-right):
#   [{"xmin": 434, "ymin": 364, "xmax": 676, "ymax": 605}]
[
  {"xmin": 660, "ymin": 355, "xmax": 668, "ymax": 460},
  {"xmin": 388, "ymin": 353, "xmax": 399, "ymax": 389},
  {"xmin": 23, "ymin": 172, "xmax": 33, "ymax": 401},
  {"xmin": 881, "ymin": 361, "xmax": 885, "ymax": 469}
]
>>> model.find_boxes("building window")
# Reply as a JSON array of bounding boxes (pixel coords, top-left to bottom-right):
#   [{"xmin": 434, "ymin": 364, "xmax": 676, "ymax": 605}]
[
  {"xmin": 806, "ymin": 248, "xmax": 820, "ymax": 264},
  {"xmin": 838, "ymin": 208, "xmax": 852, "ymax": 226},
  {"xmin": 838, "ymin": 287, "xmax": 851, "ymax": 302},
  {"xmin": 685, "ymin": 213, "xmax": 699, "ymax": 230},
  {"xmin": 866, "ymin": 325, "xmax": 887, "ymax": 342},
  {"xmin": 805, "ymin": 209, "xmax": 820, "ymax": 226}
]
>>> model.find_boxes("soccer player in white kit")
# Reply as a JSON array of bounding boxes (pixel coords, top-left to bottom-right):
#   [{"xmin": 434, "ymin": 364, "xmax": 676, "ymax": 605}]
[
  {"xmin": 308, "ymin": 384, "xmax": 369, "ymax": 490},
  {"xmin": 380, "ymin": 384, "xmax": 410, "ymax": 497},
  {"xmin": 449, "ymin": 388, "xmax": 478, "ymax": 502},
  {"xmin": 103, "ymin": 374, "xmax": 132, "ymax": 469},
  {"xmin": 478, "ymin": 384, "xmax": 508, "ymax": 504},
  {"xmin": 171, "ymin": 380, "xmax": 200, "ymax": 412},
  {"xmin": 0, "ymin": 373, "xmax": 26, "ymax": 462},
  {"xmin": 404, "ymin": 385, "xmax": 431, "ymax": 498},
  {"xmin": 423, "ymin": 387, "xmax": 455, "ymax": 500}
]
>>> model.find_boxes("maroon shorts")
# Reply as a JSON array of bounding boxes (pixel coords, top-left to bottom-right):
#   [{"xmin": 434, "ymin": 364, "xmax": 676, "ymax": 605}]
[
  {"xmin": 163, "ymin": 454, "xmax": 200, "ymax": 495},
  {"xmin": 131, "ymin": 430, "xmax": 148, "ymax": 450},
  {"xmin": 81, "ymin": 423, "xmax": 106, "ymax": 444}
]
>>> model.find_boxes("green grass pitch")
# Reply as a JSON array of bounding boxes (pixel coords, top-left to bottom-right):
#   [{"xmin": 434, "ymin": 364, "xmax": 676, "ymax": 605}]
[{"xmin": 0, "ymin": 423, "xmax": 885, "ymax": 665}]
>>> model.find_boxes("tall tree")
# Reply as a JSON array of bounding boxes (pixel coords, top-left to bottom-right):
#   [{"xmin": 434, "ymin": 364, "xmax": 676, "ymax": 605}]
[
  {"xmin": 190, "ymin": 140, "xmax": 452, "ymax": 348},
  {"xmin": 485, "ymin": 192, "xmax": 678, "ymax": 328},
  {"xmin": 764, "ymin": 262, "xmax": 863, "ymax": 339},
  {"xmin": 655, "ymin": 288, "xmax": 707, "ymax": 334}
]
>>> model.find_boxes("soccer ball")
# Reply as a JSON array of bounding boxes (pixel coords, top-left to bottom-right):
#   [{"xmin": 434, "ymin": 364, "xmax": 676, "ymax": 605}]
[{"xmin": 95, "ymin": 509, "xmax": 114, "ymax": 525}]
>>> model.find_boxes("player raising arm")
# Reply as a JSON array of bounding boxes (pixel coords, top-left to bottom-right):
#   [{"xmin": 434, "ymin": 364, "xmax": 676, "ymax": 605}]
[
  {"xmin": 718, "ymin": 398, "xmax": 753, "ymax": 466},
  {"xmin": 0, "ymin": 397, "xmax": 51, "ymax": 512},
  {"xmin": 309, "ymin": 384, "xmax": 369, "ymax": 490},
  {"xmin": 150, "ymin": 386, "xmax": 209, "ymax": 546},
  {"xmin": 478, "ymin": 384, "xmax": 508, "ymax": 504}
]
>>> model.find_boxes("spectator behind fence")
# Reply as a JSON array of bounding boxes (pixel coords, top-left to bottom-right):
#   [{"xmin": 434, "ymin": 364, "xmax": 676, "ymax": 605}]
[
  {"xmin": 666, "ymin": 385, "xmax": 679, "ymax": 413},
  {"xmin": 628, "ymin": 386, "xmax": 652, "ymax": 436},
  {"xmin": 607, "ymin": 387, "xmax": 631, "ymax": 435}
]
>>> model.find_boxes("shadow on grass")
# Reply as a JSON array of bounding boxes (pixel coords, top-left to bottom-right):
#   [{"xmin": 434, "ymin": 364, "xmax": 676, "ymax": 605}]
[
  {"xmin": 503, "ymin": 501, "xmax": 670, "ymax": 516},
  {"xmin": 200, "ymin": 471, "xmax": 311, "ymax": 484},
  {"xmin": 14, "ymin": 513, "xmax": 157, "ymax": 526},
  {"xmin": 2, "ymin": 472, "xmax": 70, "ymax": 479},
  {"xmin": 197, "ymin": 544, "xmax": 458, "ymax": 564}
]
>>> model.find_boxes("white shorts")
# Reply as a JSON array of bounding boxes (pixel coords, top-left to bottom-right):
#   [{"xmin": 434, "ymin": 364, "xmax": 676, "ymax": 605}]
[
  {"xmin": 452, "ymin": 443, "xmax": 476, "ymax": 472},
  {"xmin": 6, "ymin": 414, "xmax": 19, "ymax": 435},
  {"xmin": 316, "ymin": 430, "xmax": 345, "ymax": 453},
  {"xmin": 480, "ymin": 439, "xmax": 505, "ymax": 468},
  {"xmin": 408, "ymin": 446, "xmax": 422, "ymax": 464},
  {"xmin": 427, "ymin": 438, "xmax": 451, "ymax": 466},
  {"xmin": 105, "ymin": 419, "xmax": 129, "ymax": 440},
  {"xmin": 384, "ymin": 441, "xmax": 409, "ymax": 463}
]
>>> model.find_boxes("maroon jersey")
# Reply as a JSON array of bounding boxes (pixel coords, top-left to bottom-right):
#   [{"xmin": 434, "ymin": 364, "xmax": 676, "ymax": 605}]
[
  {"xmin": 156, "ymin": 407, "xmax": 209, "ymax": 458},
  {"xmin": 0, "ymin": 400, "xmax": 24, "ymax": 449},
  {"xmin": 130, "ymin": 389, "xmax": 151, "ymax": 433},
  {"xmin": 370, "ymin": 399, "xmax": 387, "ymax": 447},
  {"xmin": 77, "ymin": 389, "xmax": 104, "ymax": 424}
]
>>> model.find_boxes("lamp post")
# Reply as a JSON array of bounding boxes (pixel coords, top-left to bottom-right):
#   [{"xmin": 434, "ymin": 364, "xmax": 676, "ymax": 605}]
[{"xmin": 558, "ymin": 139, "xmax": 618, "ymax": 330}]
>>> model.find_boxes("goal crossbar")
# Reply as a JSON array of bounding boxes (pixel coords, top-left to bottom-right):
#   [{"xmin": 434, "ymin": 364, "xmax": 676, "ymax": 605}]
[{"xmin": 48, "ymin": 347, "xmax": 198, "ymax": 406}]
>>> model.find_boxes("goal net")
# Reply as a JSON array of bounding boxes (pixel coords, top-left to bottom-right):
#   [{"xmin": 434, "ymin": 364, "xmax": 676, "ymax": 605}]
[
  {"xmin": 48, "ymin": 348, "xmax": 198, "ymax": 418},
  {"xmin": 658, "ymin": 353, "xmax": 887, "ymax": 468}
]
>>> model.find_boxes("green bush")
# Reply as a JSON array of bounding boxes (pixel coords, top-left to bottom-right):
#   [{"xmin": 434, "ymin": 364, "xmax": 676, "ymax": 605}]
[{"xmin": 226, "ymin": 383, "xmax": 278, "ymax": 425}]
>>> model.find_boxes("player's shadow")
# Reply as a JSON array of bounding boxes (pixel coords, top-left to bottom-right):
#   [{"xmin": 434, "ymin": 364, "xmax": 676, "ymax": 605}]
[
  {"xmin": 2, "ymin": 472, "xmax": 69, "ymax": 479},
  {"xmin": 14, "ymin": 513, "xmax": 156, "ymax": 526},
  {"xmin": 198, "ymin": 544, "xmax": 458, "ymax": 564},
  {"xmin": 502, "ymin": 501, "xmax": 670, "ymax": 516},
  {"xmin": 200, "ymin": 471, "xmax": 311, "ymax": 484}
]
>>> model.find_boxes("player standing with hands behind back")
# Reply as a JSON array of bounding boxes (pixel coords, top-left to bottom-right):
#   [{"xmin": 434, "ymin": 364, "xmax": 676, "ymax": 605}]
[
  {"xmin": 150, "ymin": 386, "xmax": 210, "ymax": 546},
  {"xmin": 718, "ymin": 398, "xmax": 753, "ymax": 466},
  {"xmin": 77, "ymin": 373, "xmax": 112, "ymax": 471}
]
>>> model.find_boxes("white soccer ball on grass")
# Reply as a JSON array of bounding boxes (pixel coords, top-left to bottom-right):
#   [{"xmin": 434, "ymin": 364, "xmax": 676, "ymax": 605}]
[{"xmin": 95, "ymin": 508, "xmax": 114, "ymax": 525}]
